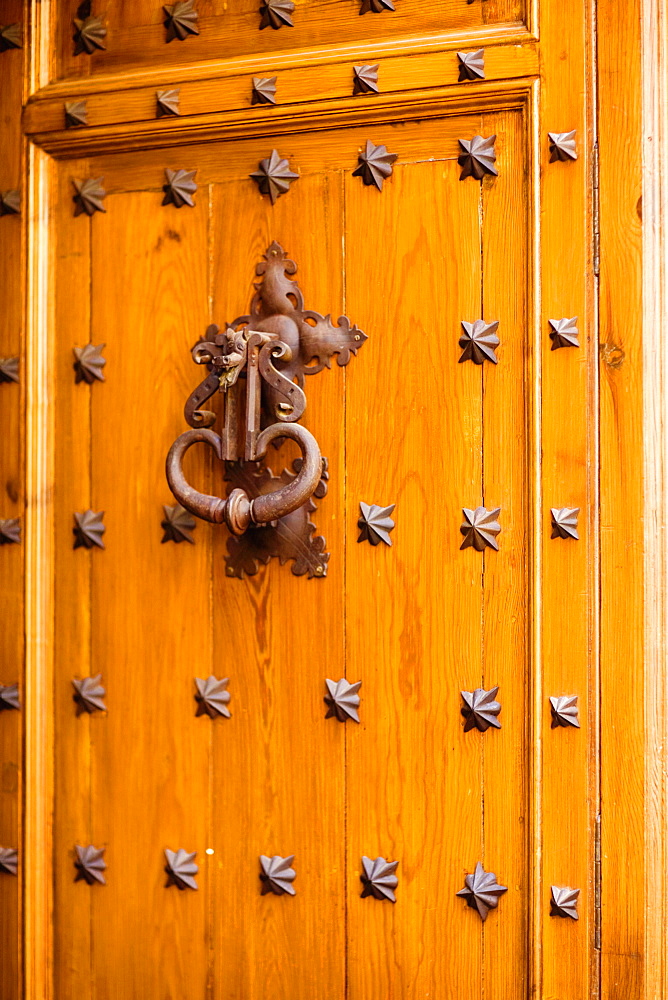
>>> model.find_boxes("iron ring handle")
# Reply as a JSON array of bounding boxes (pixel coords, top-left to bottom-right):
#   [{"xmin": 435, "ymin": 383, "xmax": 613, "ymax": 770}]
[{"xmin": 251, "ymin": 423, "xmax": 322, "ymax": 524}]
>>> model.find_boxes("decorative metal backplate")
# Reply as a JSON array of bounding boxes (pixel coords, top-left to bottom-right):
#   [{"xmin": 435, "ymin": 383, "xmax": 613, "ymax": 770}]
[
  {"xmin": 75, "ymin": 845, "xmax": 107, "ymax": 885},
  {"xmin": 360, "ymin": 856, "xmax": 398, "ymax": 901},
  {"xmin": 73, "ymin": 4, "xmax": 106, "ymax": 55},
  {"xmin": 0, "ymin": 683, "xmax": 20, "ymax": 710},
  {"xmin": 0, "ymin": 191, "xmax": 20, "ymax": 216},
  {"xmin": 0, "ymin": 518, "xmax": 20, "ymax": 545},
  {"xmin": 260, "ymin": 855, "xmax": 296, "ymax": 895},
  {"xmin": 72, "ymin": 674, "xmax": 107, "ymax": 714},
  {"xmin": 195, "ymin": 676, "xmax": 231, "ymax": 718},
  {"xmin": 550, "ymin": 506, "xmax": 580, "ymax": 539},
  {"xmin": 457, "ymin": 49, "xmax": 485, "ymax": 81},
  {"xmin": 252, "ymin": 76, "xmax": 277, "ymax": 105},
  {"xmin": 250, "ymin": 150, "xmax": 299, "ymax": 203},
  {"xmin": 353, "ymin": 64, "xmax": 379, "ymax": 95},
  {"xmin": 460, "ymin": 686, "xmax": 502, "ymax": 731},
  {"xmin": 157, "ymin": 89, "xmax": 181, "ymax": 117},
  {"xmin": 0, "ymin": 357, "xmax": 19, "ymax": 382},
  {"xmin": 0, "ymin": 848, "xmax": 18, "ymax": 876},
  {"xmin": 357, "ymin": 502, "xmax": 395, "ymax": 546},
  {"xmin": 353, "ymin": 140, "xmax": 397, "ymax": 190},
  {"xmin": 65, "ymin": 100, "xmax": 88, "ymax": 128},
  {"xmin": 73, "ymin": 343, "xmax": 106, "ymax": 383},
  {"xmin": 548, "ymin": 316, "xmax": 580, "ymax": 349},
  {"xmin": 548, "ymin": 131, "xmax": 578, "ymax": 162},
  {"xmin": 259, "ymin": 0, "xmax": 295, "ymax": 29},
  {"xmin": 164, "ymin": 1, "xmax": 199, "ymax": 41},
  {"xmin": 163, "ymin": 168, "xmax": 198, "ymax": 208},
  {"xmin": 550, "ymin": 694, "xmax": 580, "ymax": 728},
  {"xmin": 460, "ymin": 507, "xmax": 501, "ymax": 551},
  {"xmin": 72, "ymin": 177, "xmax": 106, "ymax": 217},
  {"xmin": 324, "ymin": 678, "xmax": 361, "ymax": 722},
  {"xmin": 550, "ymin": 885, "xmax": 580, "ymax": 918},
  {"xmin": 457, "ymin": 862, "xmax": 507, "ymax": 920},
  {"xmin": 73, "ymin": 510, "xmax": 106, "ymax": 549},
  {"xmin": 458, "ymin": 135, "xmax": 498, "ymax": 180},
  {"xmin": 165, "ymin": 848, "xmax": 198, "ymax": 889},
  {"xmin": 0, "ymin": 23, "xmax": 22, "ymax": 51},
  {"xmin": 459, "ymin": 319, "xmax": 500, "ymax": 364},
  {"xmin": 161, "ymin": 503, "xmax": 196, "ymax": 543}
]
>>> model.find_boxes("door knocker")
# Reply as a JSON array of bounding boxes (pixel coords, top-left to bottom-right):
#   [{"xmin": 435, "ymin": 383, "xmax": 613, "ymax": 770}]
[{"xmin": 166, "ymin": 241, "xmax": 367, "ymax": 577}]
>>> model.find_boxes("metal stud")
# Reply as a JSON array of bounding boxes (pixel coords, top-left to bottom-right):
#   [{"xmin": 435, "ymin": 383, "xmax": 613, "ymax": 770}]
[
  {"xmin": 161, "ymin": 503, "xmax": 196, "ymax": 543},
  {"xmin": 460, "ymin": 686, "xmax": 501, "ymax": 731},
  {"xmin": 360, "ymin": 856, "xmax": 398, "ymax": 902},
  {"xmin": 156, "ymin": 89, "xmax": 181, "ymax": 117},
  {"xmin": 194, "ymin": 676, "xmax": 231, "ymax": 718},
  {"xmin": 0, "ymin": 683, "xmax": 20, "ymax": 711},
  {"xmin": 548, "ymin": 316, "xmax": 579, "ymax": 350},
  {"xmin": 550, "ymin": 885, "xmax": 580, "ymax": 918},
  {"xmin": 357, "ymin": 502, "xmax": 395, "ymax": 546},
  {"xmin": 65, "ymin": 100, "xmax": 88, "ymax": 128},
  {"xmin": 73, "ymin": 343, "xmax": 106, "ymax": 384},
  {"xmin": 162, "ymin": 168, "xmax": 198, "ymax": 208},
  {"xmin": 252, "ymin": 76, "xmax": 277, "ymax": 105},
  {"xmin": 459, "ymin": 319, "xmax": 500, "ymax": 364},
  {"xmin": 549, "ymin": 695, "xmax": 580, "ymax": 729},
  {"xmin": 72, "ymin": 4, "xmax": 106, "ymax": 55},
  {"xmin": 457, "ymin": 49, "xmax": 485, "ymax": 81},
  {"xmin": 0, "ymin": 191, "xmax": 20, "ymax": 216},
  {"xmin": 163, "ymin": 1, "xmax": 199, "ymax": 41},
  {"xmin": 72, "ymin": 674, "xmax": 107, "ymax": 714},
  {"xmin": 353, "ymin": 140, "xmax": 397, "ymax": 190},
  {"xmin": 458, "ymin": 135, "xmax": 498, "ymax": 180},
  {"xmin": 250, "ymin": 150, "xmax": 299, "ymax": 204},
  {"xmin": 460, "ymin": 507, "xmax": 501, "ymax": 551},
  {"xmin": 165, "ymin": 848, "xmax": 198, "ymax": 889},
  {"xmin": 0, "ymin": 357, "xmax": 19, "ymax": 382},
  {"xmin": 0, "ymin": 848, "xmax": 18, "ymax": 876},
  {"xmin": 75, "ymin": 845, "xmax": 107, "ymax": 885},
  {"xmin": 324, "ymin": 678, "xmax": 361, "ymax": 723},
  {"xmin": 353, "ymin": 64, "xmax": 379, "ymax": 95},
  {"xmin": 550, "ymin": 507, "xmax": 579, "ymax": 540},
  {"xmin": 457, "ymin": 862, "xmax": 507, "ymax": 920},
  {"xmin": 548, "ymin": 131, "xmax": 578, "ymax": 162},
  {"xmin": 0, "ymin": 518, "xmax": 20, "ymax": 545},
  {"xmin": 73, "ymin": 511, "xmax": 106, "ymax": 550},
  {"xmin": 359, "ymin": 0, "xmax": 395, "ymax": 13},
  {"xmin": 72, "ymin": 177, "xmax": 106, "ymax": 217},
  {"xmin": 0, "ymin": 24, "xmax": 22, "ymax": 51},
  {"xmin": 260, "ymin": 854, "xmax": 296, "ymax": 895},
  {"xmin": 259, "ymin": 0, "xmax": 295, "ymax": 29}
]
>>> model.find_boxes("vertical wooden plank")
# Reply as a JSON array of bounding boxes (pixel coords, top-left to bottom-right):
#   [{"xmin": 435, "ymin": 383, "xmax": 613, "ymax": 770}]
[
  {"xmin": 345, "ymin": 152, "xmax": 484, "ymax": 997},
  {"xmin": 209, "ymin": 171, "xmax": 346, "ymax": 1000},
  {"xmin": 597, "ymin": 0, "xmax": 646, "ymax": 993},
  {"xmin": 52, "ymin": 161, "xmax": 94, "ymax": 1000},
  {"xmin": 88, "ymin": 192, "xmax": 212, "ymax": 999},
  {"xmin": 480, "ymin": 107, "xmax": 529, "ymax": 1000}
]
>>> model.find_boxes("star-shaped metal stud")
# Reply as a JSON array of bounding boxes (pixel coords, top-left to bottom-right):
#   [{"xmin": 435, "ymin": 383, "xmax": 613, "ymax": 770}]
[
  {"xmin": 550, "ymin": 885, "xmax": 580, "ymax": 918},
  {"xmin": 324, "ymin": 678, "xmax": 361, "ymax": 723},
  {"xmin": 165, "ymin": 848, "xmax": 198, "ymax": 889},
  {"xmin": 161, "ymin": 503, "xmax": 196, "ymax": 543},
  {"xmin": 73, "ymin": 510, "xmax": 106, "ymax": 550},
  {"xmin": 259, "ymin": 0, "xmax": 295, "ymax": 29},
  {"xmin": 73, "ymin": 11, "xmax": 106, "ymax": 55},
  {"xmin": 0, "ymin": 683, "xmax": 20, "ymax": 711},
  {"xmin": 0, "ymin": 357, "xmax": 19, "ymax": 382},
  {"xmin": 0, "ymin": 848, "xmax": 18, "ymax": 876},
  {"xmin": 250, "ymin": 150, "xmax": 299, "ymax": 204},
  {"xmin": 72, "ymin": 177, "xmax": 106, "ymax": 217},
  {"xmin": 457, "ymin": 49, "xmax": 485, "ymax": 81},
  {"xmin": 72, "ymin": 674, "xmax": 107, "ymax": 714},
  {"xmin": 460, "ymin": 686, "xmax": 502, "ymax": 732},
  {"xmin": 73, "ymin": 344, "xmax": 106, "ymax": 384},
  {"xmin": 548, "ymin": 131, "xmax": 577, "ymax": 162},
  {"xmin": 0, "ymin": 23, "xmax": 22, "ymax": 51},
  {"xmin": 353, "ymin": 64, "xmax": 379, "ymax": 95},
  {"xmin": 457, "ymin": 862, "xmax": 507, "ymax": 920},
  {"xmin": 357, "ymin": 501, "xmax": 395, "ymax": 546},
  {"xmin": 0, "ymin": 191, "xmax": 20, "ymax": 216},
  {"xmin": 548, "ymin": 316, "xmax": 579, "ymax": 350},
  {"xmin": 550, "ymin": 506, "xmax": 579, "ymax": 540},
  {"xmin": 162, "ymin": 168, "xmax": 198, "ymax": 208},
  {"xmin": 195, "ymin": 676, "xmax": 231, "ymax": 718},
  {"xmin": 156, "ymin": 89, "xmax": 181, "ymax": 117},
  {"xmin": 65, "ymin": 100, "xmax": 88, "ymax": 128},
  {"xmin": 252, "ymin": 76, "xmax": 277, "ymax": 105},
  {"xmin": 460, "ymin": 507, "xmax": 501, "ymax": 551},
  {"xmin": 260, "ymin": 854, "xmax": 296, "ymax": 895},
  {"xmin": 458, "ymin": 135, "xmax": 498, "ymax": 180},
  {"xmin": 359, "ymin": 0, "xmax": 395, "ymax": 13},
  {"xmin": 360, "ymin": 856, "xmax": 398, "ymax": 902},
  {"xmin": 459, "ymin": 319, "xmax": 500, "ymax": 365},
  {"xmin": 353, "ymin": 140, "xmax": 397, "ymax": 191},
  {"xmin": 163, "ymin": 1, "xmax": 199, "ymax": 41},
  {"xmin": 550, "ymin": 694, "xmax": 580, "ymax": 729},
  {"xmin": 75, "ymin": 845, "xmax": 107, "ymax": 885},
  {"xmin": 0, "ymin": 519, "xmax": 20, "ymax": 545}
]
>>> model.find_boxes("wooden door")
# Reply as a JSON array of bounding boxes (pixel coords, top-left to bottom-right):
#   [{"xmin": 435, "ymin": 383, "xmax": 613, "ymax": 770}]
[{"xmin": 0, "ymin": 0, "xmax": 660, "ymax": 997}]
